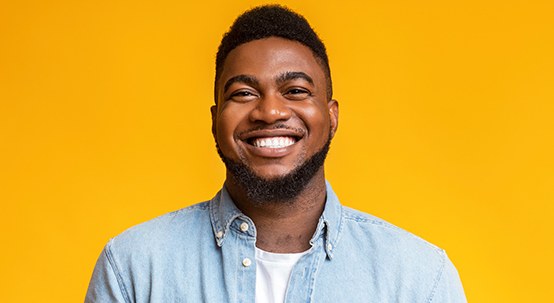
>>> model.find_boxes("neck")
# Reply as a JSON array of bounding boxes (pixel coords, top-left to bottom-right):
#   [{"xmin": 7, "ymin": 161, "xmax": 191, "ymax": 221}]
[{"xmin": 225, "ymin": 170, "xmax": 327, "ymax": 253}]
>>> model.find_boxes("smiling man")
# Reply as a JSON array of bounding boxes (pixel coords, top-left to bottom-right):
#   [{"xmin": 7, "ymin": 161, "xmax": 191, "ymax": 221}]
[{"xmin": 86, "ymin": 5, "xmax": 466, "ymax": 303}]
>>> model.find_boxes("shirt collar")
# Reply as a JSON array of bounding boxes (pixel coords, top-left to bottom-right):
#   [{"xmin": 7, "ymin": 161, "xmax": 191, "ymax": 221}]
[
  {"xmin": 209, "ymin": 186, "xmax": 246, "ymax": 247},
  {"xmin": 315, "ymin": 180, "xmax": 343, "ymax": 259},
  {"xmin": 209, "ymin": 181, "xmax": 343, "ymax": 259}
]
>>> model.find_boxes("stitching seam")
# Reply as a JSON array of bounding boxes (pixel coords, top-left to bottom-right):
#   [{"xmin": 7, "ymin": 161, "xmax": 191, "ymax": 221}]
[
  {"xmin": 105, "ymin": 243, "xmax": 132, "ymax": 303},
  {"xmin": 426, "ymin": 250, "xmax": 446, "ymax": 303}
]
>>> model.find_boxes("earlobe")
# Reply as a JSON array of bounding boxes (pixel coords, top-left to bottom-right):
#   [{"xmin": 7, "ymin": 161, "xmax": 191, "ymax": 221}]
[{"xmin": 328, "ymin": 99, "xmax": 339, "ymax": 138}]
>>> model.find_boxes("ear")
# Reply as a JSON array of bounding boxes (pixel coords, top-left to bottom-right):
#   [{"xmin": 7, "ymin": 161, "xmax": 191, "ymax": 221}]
[
  {"xmin": 328, "ymin": 99, "xmax": 339, "ymax": 138},
  {"xmin": 210, "ymin": 105, "xmax": 217, "ymax": 139}
]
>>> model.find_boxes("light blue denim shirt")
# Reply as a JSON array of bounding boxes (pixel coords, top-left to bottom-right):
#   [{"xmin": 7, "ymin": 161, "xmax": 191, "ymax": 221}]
[{"xmin": 86, "ymin": 182, "xmax": 466, "ymax": 302}]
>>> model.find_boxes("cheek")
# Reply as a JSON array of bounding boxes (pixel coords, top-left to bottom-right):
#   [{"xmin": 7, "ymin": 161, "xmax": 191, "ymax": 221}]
[
  {"xmin": 294, "ymin": 104, "xmax": 330, "ymax": 136},
  {"xmin": 215, "ymin": 105, "xmax": 250, "ymax": 146}
]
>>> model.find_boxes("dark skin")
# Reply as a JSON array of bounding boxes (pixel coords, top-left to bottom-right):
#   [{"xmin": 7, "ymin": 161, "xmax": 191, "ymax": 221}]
[{"xmin": 212, "ymin": 37, "xmax": 338, "ymax": 253}]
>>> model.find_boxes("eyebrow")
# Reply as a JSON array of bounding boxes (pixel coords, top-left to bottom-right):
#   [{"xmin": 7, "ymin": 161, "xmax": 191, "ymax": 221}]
[
  {"xmin": 276, "ymin": 71, "xmax": 314, "ymax": 86},
  {"xmin": 222, "ymin": 71, "xmax": 314, "ymax": 94},
  {"xmin": 223, "ymin": 75, "xmax": 259, "ymax": 93}
]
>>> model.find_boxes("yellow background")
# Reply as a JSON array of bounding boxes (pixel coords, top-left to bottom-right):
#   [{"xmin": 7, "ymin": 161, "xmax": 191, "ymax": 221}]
[{"xmin": 1, "ymin": 0, "xmax": 553, "ymax": 301}]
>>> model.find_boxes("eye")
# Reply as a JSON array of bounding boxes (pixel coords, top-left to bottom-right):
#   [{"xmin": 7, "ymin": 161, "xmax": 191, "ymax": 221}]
[
  {"xmin": 283, "ymin": 88, "xmax": 311, "ymax": 100},
  {"xmin": 228, "ymin": 90, "xmax": 259, "ymax": 102}
]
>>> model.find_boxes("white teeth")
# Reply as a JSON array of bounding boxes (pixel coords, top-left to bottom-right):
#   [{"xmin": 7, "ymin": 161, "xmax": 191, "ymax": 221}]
[{"xmin": 252, "ymin": 136, "xmax": 295, "ymax": 148}]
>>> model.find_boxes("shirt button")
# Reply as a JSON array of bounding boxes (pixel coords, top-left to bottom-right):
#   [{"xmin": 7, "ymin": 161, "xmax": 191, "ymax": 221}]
[
  {"xmin": 240, "ymin": 222, "xmax": 249, "ymax": 232},
  {"xmin": 242, "ymin": 258, "xmax": 252, "ymax": 267},
  {"xmin": 216, "ymin": 231, "xmax": 223, "ymax": 239},
  {"xmin": 327, "ymin": 243, "xmax": 333, "ymax": 251}
]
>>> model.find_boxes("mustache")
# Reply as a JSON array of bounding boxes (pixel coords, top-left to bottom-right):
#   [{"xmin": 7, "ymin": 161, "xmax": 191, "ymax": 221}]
[{"xmin": 237, "ymin": 123, "xmax": 306, "ymax": 137}]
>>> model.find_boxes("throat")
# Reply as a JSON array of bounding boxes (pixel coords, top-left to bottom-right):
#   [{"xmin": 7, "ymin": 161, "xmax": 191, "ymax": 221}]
[
  {"xmin": 256, "ymin": 232, "xmax": 312, "ymax": 253},
  {"xmin": 240, "ymin": 179, "xmax": 327, "ymax": 254}
]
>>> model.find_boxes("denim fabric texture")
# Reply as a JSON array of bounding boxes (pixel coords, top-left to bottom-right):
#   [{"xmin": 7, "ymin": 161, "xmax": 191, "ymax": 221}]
[{"xmin": 86, "ymin": 182, "xmax": 467, "ymax": 302}]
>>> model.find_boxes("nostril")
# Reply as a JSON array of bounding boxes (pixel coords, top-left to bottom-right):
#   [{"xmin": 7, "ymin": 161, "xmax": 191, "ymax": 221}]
[{"xmin": 249, "ymin": 99, "xmax": 292, "ymax": 123}]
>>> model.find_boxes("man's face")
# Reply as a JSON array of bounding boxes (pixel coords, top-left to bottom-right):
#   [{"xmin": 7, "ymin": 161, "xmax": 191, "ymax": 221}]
[{"xmin": 212, "ymin": 37, "xmax": 338, "ymax": 182}]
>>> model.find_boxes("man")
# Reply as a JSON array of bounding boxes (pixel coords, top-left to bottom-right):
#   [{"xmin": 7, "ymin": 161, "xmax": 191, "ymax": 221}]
[{"xmin": 86, "ymin": 5, "xmax": 466, "ymax": 303}]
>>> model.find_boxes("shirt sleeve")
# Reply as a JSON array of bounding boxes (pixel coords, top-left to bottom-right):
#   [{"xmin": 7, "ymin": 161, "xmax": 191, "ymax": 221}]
[
  {"xmin": 85, "ymin": 243, "xmax": 129, "ymax": 303},
  {"xmin": 428, "ymin": 252, "xmax": 467, "ymax": 303}
]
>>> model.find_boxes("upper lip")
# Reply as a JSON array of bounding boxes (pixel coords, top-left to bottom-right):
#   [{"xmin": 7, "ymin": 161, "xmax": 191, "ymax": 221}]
[{"xmin": 238, "ymin": 128, "xmax": 305, "ymax": 143}]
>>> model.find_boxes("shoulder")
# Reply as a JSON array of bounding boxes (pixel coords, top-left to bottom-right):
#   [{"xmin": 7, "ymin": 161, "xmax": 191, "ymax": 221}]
[
  {"xmin": 339, "ymin": 206, "xmax": 448, "ymax": 280},
  {"xmin": 89, "ymin": 202, "xmax": 220, "ymax": 301},
  {"xmin": 107, "ymin": 201, "xmax": 212, "ymax": 255},
  {"xmin": 320, "ymin": 206, "xmax": 465, "ymax": 301},
  {"xmin": 341, "ymin": 205, "xmax": 442, "ymax": 253}
]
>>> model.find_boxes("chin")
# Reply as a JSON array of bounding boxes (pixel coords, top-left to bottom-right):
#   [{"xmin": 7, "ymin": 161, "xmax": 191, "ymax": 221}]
[
  {"xmin": 251, "ymin": 167, "xmax": 295, "ymax": 181},
  {"xmin": 217, "ymin": 136, "xmax": 331, "ymax": 204}
]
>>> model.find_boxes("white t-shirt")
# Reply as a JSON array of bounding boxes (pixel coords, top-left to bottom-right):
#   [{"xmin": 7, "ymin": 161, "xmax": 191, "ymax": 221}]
[{"xmin": 255, "ymin": 247, "xmax": 308, "ymax": 303}]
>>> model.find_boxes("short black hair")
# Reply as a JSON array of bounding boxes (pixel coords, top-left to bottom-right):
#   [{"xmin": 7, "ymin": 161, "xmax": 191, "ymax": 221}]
[{"xmin": 214, "ymin": 5, "xmax": 332, "ymax": 102}]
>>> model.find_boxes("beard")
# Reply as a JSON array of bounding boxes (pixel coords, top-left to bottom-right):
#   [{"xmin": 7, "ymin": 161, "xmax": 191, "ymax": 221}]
[{"xmin": 217, "ymin": 135, "xmax": 331, "ymax": 205}]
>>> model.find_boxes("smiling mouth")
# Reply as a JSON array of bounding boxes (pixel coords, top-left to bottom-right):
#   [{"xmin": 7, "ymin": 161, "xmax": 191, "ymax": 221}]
[
  {"xmin": 249, "ymin": 136, "xmax": 297, "ymax": 148},
  {"xmin": 240, "ymin": 126, "xmax": 304, "ymax": 151}
]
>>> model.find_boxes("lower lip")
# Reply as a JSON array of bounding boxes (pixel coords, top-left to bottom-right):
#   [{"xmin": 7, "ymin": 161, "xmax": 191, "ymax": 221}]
[{"xmin": 243, "ymin": 141, "xmax": 298, "ymax": 158}]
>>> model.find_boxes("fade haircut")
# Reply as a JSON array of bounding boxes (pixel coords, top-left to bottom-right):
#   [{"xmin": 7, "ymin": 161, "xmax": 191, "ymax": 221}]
[{"xmin": 214, "ymin": 5, "xmax": 332, "ymax": 102}]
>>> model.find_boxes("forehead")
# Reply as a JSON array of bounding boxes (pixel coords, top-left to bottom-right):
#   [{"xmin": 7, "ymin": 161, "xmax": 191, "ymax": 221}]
[{"xmin": 218, "ymin": 37, "xmax": 326, "ymax": 86}]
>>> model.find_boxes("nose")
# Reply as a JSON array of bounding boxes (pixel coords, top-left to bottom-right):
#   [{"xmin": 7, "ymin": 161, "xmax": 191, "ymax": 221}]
[{"xmin": 248, "ymin": 94, "xmax": 292, "ymax": 124}]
